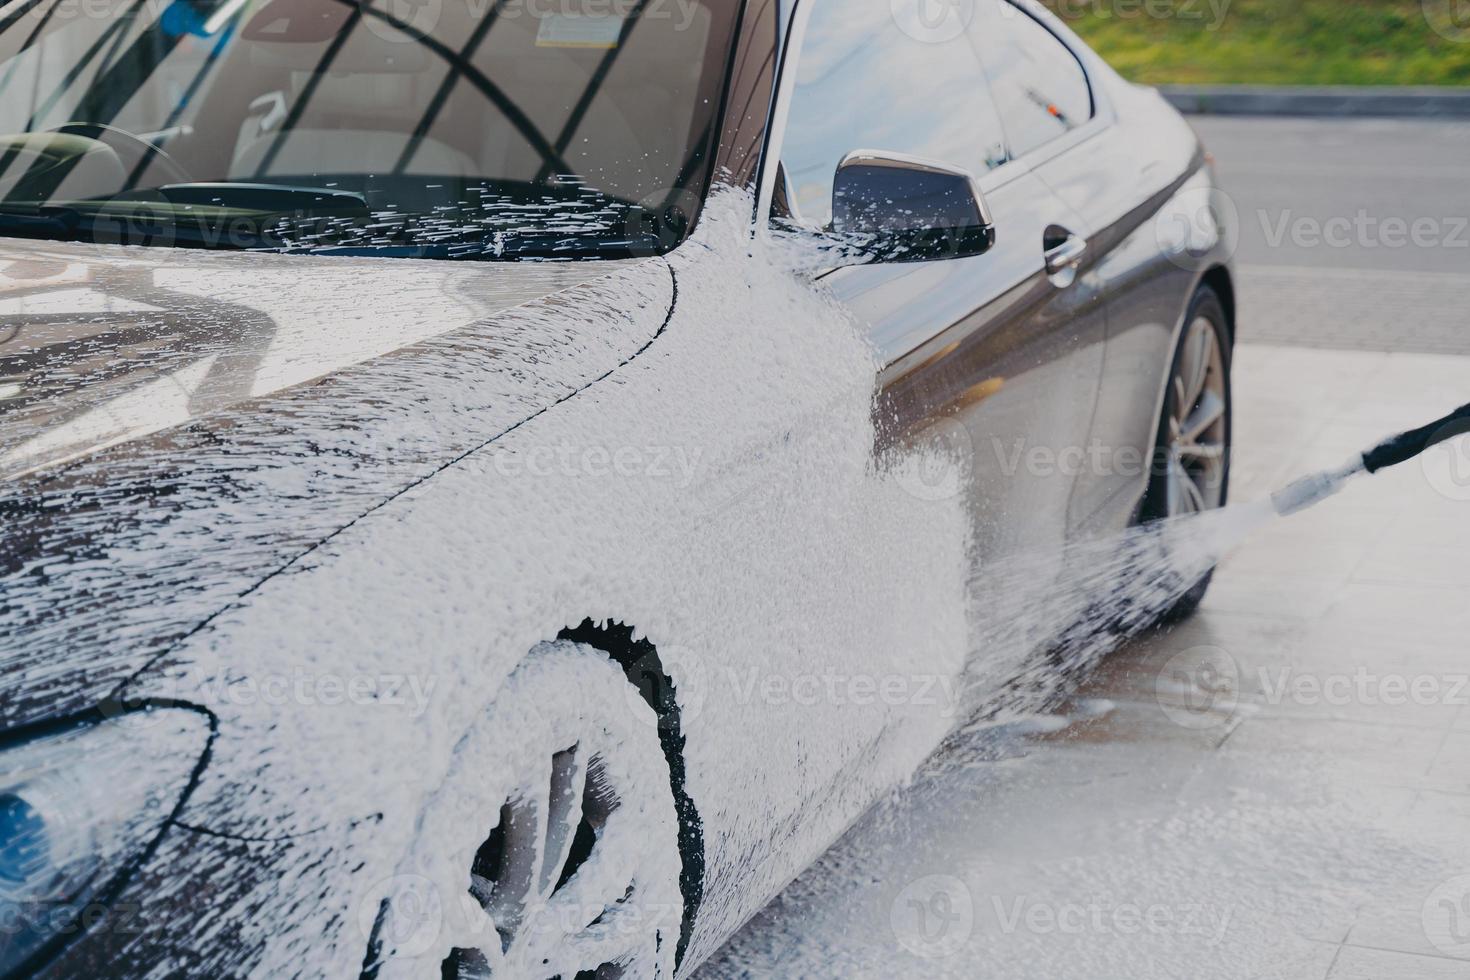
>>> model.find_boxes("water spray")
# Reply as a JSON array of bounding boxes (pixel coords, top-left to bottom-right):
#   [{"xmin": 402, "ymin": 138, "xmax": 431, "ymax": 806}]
[
  {"xmin": 1270, "ymin": 400, "xmax": 1470, "ymax": 517},
  {"xmin": 964, "ymin": 400, "xmax": 1470, "ymax": 728}
]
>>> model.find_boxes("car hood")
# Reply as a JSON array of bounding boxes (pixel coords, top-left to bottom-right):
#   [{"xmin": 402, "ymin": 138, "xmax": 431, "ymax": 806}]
[
  {"xmin": 0, "ymin": 240, "xmax": 674, "ymax": 730},
  {"xmin": 0, "ymin": 242, "xmax": 652, "ymax": 479}
]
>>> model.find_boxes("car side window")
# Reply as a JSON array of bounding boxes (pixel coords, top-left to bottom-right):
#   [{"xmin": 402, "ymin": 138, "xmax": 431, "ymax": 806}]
[
  {"xmin": 776, "ymin": 0, "xmax": 1008, "ymax": 230},
  {"xmin": 977, "ymin": 0, "xmax": 1093, "ymax": 159}
]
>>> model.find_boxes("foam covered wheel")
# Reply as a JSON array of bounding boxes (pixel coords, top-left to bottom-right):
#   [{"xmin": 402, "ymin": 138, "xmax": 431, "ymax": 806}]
[
  {"xmin": 1139, "ymin": 285, "xmax": 1233, "ymax": 622},
  {"xmin": 374, "ymin": 642, "xmax": 683, "ymax": 980}
]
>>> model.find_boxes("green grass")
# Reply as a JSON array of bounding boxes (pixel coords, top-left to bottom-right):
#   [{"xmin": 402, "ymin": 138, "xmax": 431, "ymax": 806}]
[{"xmin": 1040, "ymin": 0, "xmax": 1470, "ymax": 86}]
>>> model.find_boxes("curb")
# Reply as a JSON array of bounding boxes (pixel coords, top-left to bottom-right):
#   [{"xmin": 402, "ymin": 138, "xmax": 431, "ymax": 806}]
[{"xmin": 1159, "ymin": 84, "xmax": 1470, "ymax": 118}]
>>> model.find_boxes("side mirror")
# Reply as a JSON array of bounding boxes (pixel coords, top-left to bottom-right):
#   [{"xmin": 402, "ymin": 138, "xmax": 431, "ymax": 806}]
[{"xmin": 829, "ymin": 151, "xmax": 995, "ymax": 263}]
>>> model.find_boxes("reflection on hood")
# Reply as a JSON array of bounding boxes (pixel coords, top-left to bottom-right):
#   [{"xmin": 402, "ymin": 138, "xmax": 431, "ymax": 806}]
[
  {"xmin": 0, "ymin": 242, "xmax": 673, "ymax": 729},
  {"xmin": 0, "ymin": 241, "xmax": 636, "ymax": 478}
]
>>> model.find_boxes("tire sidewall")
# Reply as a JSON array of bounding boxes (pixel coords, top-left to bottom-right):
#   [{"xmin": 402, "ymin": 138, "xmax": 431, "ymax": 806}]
[{"xmin": 1140, "ymin": 285, "xmax": 1234, "ymax": 617}]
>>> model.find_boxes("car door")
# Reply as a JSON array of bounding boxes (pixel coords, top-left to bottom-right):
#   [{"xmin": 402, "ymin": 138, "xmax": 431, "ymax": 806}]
[
  {"xmin": 973, "ymin": 0, "xmax": 1212, "ymax": 534},
  {"xmin": 769, "ymin": 0, "xmax": 1109, "ymax": 569}
]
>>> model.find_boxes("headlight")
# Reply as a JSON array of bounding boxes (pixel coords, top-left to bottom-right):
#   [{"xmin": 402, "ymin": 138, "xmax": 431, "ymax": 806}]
[{"xmin": 0, "ymin": 709, "xmax": 209, "ymax": 973}]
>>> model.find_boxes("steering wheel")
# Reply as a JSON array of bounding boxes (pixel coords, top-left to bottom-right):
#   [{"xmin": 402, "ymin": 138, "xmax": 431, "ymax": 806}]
[{"xmin": 50, "ymin": 122, "xmax": 193, "ymax": 186}]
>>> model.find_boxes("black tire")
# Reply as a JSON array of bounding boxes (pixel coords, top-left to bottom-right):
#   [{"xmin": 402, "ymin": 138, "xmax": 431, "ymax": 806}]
[
  {"xmin": 1138, "ymin": 284, "xmax": 1233, "ymax": 624},
  {"xmin": 366, "ymin": 641, "xmax": 685, "ymax": 979}
]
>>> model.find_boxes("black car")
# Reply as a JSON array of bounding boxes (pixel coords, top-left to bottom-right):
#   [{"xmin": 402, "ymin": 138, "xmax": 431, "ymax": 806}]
[{"xmin": 0, "ymin": 0, "xmax": 1236, "ymax": 976}]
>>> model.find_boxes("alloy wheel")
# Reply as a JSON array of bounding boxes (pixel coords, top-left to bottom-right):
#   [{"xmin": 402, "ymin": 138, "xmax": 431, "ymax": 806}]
[
  {"xmin": 1163, "ymin": 314, "xmax": 1229, "ymax": 517},
  {"xmin": 451, "ymin": 736, "xmax": 669, "ymax": 978},
  {"xmin": 374, "ymin": 644, "xmax": 682, "ymax": 980}
]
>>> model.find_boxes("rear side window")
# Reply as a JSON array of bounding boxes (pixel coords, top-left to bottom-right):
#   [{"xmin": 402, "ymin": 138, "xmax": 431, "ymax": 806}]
[
  {"xmin": 978, "ymin": 0, "xmax": 1093, "ymax": 158},
  {"xmin": 776, "ymin": 0, "xmax": 1007, "ymax": 229}
]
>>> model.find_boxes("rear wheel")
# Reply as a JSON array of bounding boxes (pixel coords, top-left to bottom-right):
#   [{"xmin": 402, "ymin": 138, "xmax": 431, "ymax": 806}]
[
  {"xmin": 1138, "ymin": 285, "xmax": 1233, "ymax": 621},
  {"xmin": 376, "ymin": 642, "xmax": 684, "ymax": 979}
]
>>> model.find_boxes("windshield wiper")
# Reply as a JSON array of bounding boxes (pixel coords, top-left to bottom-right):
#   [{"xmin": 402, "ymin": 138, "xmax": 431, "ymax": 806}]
[
  {"xmin": 147, "ymin": 182, "xmax": 369, "ymax": 214},
  {"xmin": 0, "ymin": 185, "xmax": 664, "ymax": 260},
  {"xmin": 0, "ymin": 183, "xmax": 371, "ymax": 248},
  {"xmin": 0, "ymin": 208, "xmax": 81, "ymax": 241},
  {"xmin": 304, "ymin": 232, "xmax": 668, "ymax": 262},
  {"xmin": 489, "ymin": 231, "xmax": 668, "ymax": 261}
]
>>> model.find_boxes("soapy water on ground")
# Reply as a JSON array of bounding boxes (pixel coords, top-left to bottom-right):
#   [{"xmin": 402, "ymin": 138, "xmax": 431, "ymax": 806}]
[
  {"xmin": 955, "ymin": 498, "xmax": 1278, "ymax": 730},
  {"xmin": 695, "ymin": 706, "xmax": 1458, "ymax": 980},
  {"xmin": 696, "ymin": 485, "xmax": 1470, "ymax": 980}
]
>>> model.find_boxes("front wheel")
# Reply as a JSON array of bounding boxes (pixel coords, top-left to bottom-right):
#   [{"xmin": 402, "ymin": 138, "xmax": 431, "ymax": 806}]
[
  {"xmin": 1138, "ymin": 284, "xmax": 1233, "ymax": 622},
  {"xmin": 373, "ymin": 642, "xmax": 685, "ymax": 980}
]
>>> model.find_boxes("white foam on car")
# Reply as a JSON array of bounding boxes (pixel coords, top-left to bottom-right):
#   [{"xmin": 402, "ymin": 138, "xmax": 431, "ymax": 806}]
[
  {"xmin": 3, "ymin": 183, "xmax": 1288, "ymax": 976},
  {"xmin": 374, "ymin": 642, "xmax": 684, "ymax": 978},
  {"xmin": 124, "ymin": 188, "xmax": 971, "ymax": 976}
]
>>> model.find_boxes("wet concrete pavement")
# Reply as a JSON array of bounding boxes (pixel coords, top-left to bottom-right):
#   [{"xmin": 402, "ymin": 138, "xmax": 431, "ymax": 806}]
[{"xmin": 696, "ymin": 346, "xmax": 1470, "ymax": 979}]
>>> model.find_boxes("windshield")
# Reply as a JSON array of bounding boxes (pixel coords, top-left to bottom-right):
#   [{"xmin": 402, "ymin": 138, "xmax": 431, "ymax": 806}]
[{"xmin": 0, "ymin": 0, "xmax": 738, "ymax": 259}]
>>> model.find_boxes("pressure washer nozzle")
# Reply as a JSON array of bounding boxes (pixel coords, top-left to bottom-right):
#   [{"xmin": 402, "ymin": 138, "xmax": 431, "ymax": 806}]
[
  {"xmin": 1262, "ymin": 400, "xmax": 1468, "ymax": 519},
  {"xmin": 1271, "ymin": 458, "xmax": 1366, "ymax": 518}
]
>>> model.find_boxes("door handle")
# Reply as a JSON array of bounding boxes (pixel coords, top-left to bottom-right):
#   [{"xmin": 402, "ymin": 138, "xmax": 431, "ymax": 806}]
[{"xmin": 1043, "ymin": 232, "xmax": 1087, "ymax": 275}]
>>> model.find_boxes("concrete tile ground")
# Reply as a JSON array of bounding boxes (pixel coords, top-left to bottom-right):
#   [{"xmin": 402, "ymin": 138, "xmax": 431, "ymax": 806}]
[{"xmin": 697, "ymin": 345, "xmax": 1470, "ymax": 980}]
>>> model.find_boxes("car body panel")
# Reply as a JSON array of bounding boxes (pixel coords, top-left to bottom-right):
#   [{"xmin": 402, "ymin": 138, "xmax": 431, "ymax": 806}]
[
  {"xmin": 836, "ymin": 168, "xmax": 1107, "ymax": 565},
  {"xmin": 1033, "ymin": 70, "xmax": 1230, "ymax": 533},
  {"xmin": 0, "ymin": 244, "xmax": 642, "ymax": 479},
  {"xmin": 0, "ymin": 251, "xmax": 675, "ymax": 731},
  {"xmin": 18, "ymin": 210, "xmax": 972, "ymax": 977}
]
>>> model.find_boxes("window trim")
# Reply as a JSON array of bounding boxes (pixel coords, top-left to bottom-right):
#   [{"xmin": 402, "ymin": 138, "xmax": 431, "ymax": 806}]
[
  {"xmin": 993, "ymin": 0, "xmax": 1113, "ymax": 169},
  {"xmin": 756, "ymin": 0, "xmax": 1114, "ymax": 237}
]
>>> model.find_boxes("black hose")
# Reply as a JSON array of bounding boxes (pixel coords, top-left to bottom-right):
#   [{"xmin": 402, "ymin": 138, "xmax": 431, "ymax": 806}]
[{"xmin": 1361, "ymin": 401, "xmax": 1470, "ymax": 474}]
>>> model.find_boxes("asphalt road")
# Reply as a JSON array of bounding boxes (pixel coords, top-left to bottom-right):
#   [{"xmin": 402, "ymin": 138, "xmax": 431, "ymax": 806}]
[{"xmin": 1190, "ymin": 116, "xmax": 1470, "ymax": 356}]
